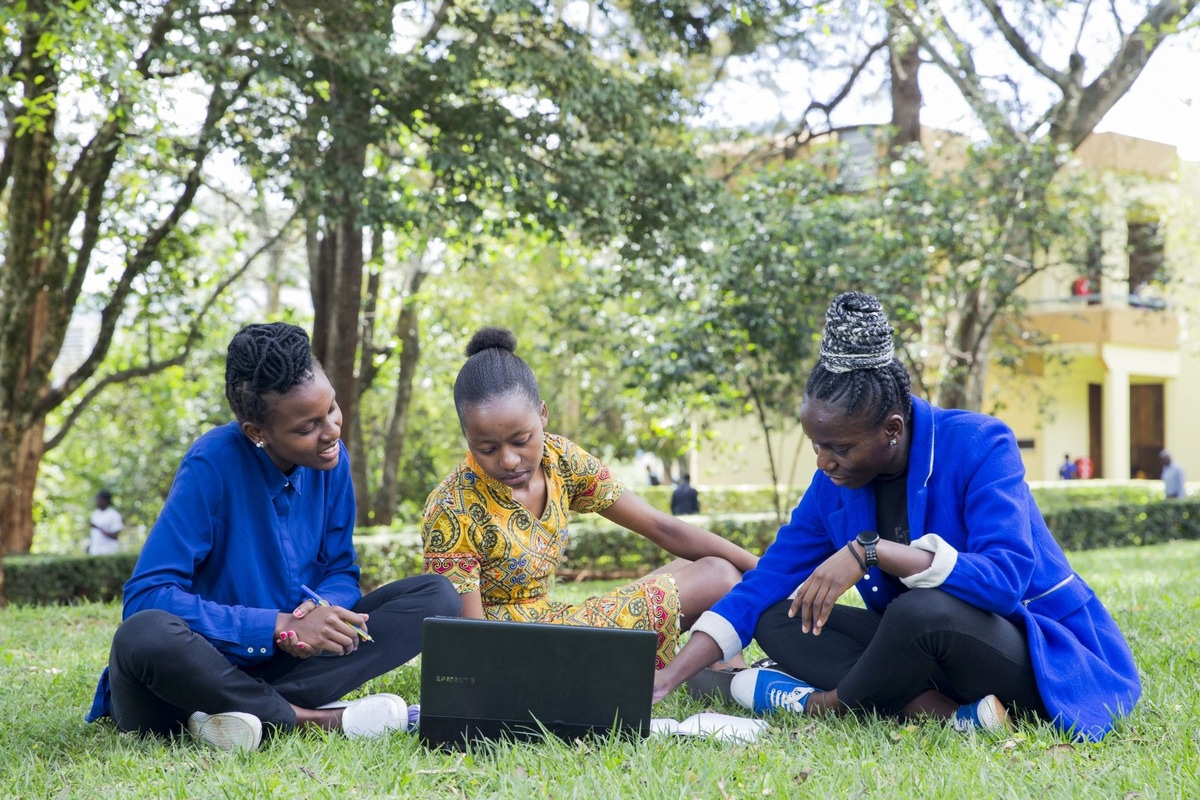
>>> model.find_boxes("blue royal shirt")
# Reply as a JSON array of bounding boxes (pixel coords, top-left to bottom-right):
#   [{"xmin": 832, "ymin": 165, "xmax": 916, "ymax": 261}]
[{"xmin": 87, "ymin": 422, "xmax": 359, "ymax": 722}]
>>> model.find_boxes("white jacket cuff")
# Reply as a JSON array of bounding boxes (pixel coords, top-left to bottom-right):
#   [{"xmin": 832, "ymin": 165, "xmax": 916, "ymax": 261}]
[
  {"xmin": 899, "ymin": 533, "xmax": 958, "ymax": 589},
  {"xmin": 690, "ymin": 610, "xmax": 743, "ymax": 662}
]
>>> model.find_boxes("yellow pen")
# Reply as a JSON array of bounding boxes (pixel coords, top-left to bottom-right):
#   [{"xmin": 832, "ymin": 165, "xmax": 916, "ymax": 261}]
[{"xmin": 300, "ymin": 584, "xmax": 375, "ymax": 642}]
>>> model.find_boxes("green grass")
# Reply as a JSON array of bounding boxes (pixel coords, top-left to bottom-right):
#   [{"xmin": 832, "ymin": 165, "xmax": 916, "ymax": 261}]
[{"xmin": 2, "ymin": 542, "xmax": 1198, "ymax": 799}]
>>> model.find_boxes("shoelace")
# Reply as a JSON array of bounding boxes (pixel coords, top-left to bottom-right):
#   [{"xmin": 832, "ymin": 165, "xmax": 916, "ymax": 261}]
[{"xmin": 768, "ymin": 685, "xmax": 815, "ymax": 712}]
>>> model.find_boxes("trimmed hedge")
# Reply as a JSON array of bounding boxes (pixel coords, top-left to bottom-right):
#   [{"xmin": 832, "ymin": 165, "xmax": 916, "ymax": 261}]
[
  {"xmin": 5, "ymin": 495, "xmax": 1196, "ymax": 605},
  {"xmin": 2, "ymin": 553, "xmax": 139, "ymax": 606},
  {"xmin": 1043, "ymin": 498, "xmax": 1200, "ymax": 551},
  {"xmin": 634, "ymin": 485, "xmax": 804, "ymax": 515}
]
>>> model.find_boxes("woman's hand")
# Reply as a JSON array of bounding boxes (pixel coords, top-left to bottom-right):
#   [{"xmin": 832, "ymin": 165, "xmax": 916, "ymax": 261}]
[
  {"xmin": 788, "ymin": 544, "xmax": 863, "ymax": 635},
  {"xmin": 276, "ymin": 603, "xmax": 368, "ymax": 656}
]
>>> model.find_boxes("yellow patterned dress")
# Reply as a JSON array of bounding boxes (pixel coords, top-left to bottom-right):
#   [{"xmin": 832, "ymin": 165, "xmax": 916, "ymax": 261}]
[{"xmin": 422, "ymin": 433, "xmax": 681, "ymax": 668}]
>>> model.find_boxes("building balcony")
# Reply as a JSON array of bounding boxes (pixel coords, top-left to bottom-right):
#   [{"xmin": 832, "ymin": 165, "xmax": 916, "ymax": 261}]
[{"xmin": 1023, "ymin": 298, "xmax": 1179, "ymax": 350}]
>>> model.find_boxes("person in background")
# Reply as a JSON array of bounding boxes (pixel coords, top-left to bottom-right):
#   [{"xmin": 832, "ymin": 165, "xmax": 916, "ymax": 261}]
[
  {"xmin": 646, "ymin": 464, "xmax": 662, "ymax": 486},
  {"xmin": 653, "ymin": 291, "xmax": 1140, "ymax": 742},
  {"xmin": 670, "ymin": 473, "xmax": 701, "ymax": 515},
  {"xmin": 1058, "ymin": 454, "xmax": 1077, "ymax": 480},
  {"xmin": 1161, "ymin": 449, "xmax": 1186, "ymax": 499},
  {"xmin": 422, "ymin": 327, "xmax": 759, "ymax": 670},
  {"xmin": 87, "ymin": 322, "xmax": 459, "ymax": 751},
  {"xmin": 88, "ymin": 489, "xmax": 124, "ymax": 555}
]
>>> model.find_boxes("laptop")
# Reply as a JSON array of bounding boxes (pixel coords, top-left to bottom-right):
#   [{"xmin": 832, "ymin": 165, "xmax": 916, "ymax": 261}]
[{"xmin": 419, "ymin": 617, "xmax": 658, "ymax": 749}]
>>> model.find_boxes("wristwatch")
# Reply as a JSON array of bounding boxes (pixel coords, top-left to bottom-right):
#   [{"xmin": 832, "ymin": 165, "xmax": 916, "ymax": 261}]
[{"xmin": 855, "ymin": 530, "xmax": 881, "ymax": 569}]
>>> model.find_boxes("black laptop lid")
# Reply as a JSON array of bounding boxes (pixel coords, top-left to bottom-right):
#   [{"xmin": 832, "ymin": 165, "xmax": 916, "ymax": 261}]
[{"xmin": 419, "ymin": 617, "xmax": 657, "ymax": 749}]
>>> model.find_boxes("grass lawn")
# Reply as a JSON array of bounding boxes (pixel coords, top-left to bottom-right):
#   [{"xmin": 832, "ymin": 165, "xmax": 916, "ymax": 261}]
[{"xmin": 1, "ymin": 541, "xmax": 1197, "ymax": 799}]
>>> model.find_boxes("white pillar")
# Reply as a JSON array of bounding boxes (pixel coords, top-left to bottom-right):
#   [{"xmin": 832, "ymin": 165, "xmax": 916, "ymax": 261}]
[{"xmin": 1102, "ymin": 368, "xmax": 1131, "ymax": 480}]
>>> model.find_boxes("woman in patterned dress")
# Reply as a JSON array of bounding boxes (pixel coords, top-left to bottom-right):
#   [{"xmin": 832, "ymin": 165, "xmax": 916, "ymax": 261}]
[{"xmin": 422, "ymin": 327, "xmax": 760, "ymax": 668}]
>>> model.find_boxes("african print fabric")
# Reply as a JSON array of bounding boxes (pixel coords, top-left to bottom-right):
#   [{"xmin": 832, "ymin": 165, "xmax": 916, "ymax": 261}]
[{"xmin": 422, "ymin": 433, "xmax": 682, "ymax": 667}]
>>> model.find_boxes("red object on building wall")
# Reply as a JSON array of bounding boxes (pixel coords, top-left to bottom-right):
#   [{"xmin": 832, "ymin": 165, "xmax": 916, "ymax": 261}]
[
  {"xmin": 1071, "ymin": 276, "xmax": 1090, "ymax": 296},
  {"xmin": 1074, "ymin": 456, "xmax": 1094, "ymax": 480}
]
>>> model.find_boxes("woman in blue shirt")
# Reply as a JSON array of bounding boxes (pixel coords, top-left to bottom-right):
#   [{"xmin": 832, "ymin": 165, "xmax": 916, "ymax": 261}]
[
  {"xmin": 654, "ymin": 292, "xmax": 1140, "ymax": 741},
  {"xmin": 87, "ymin": 322, "xmax": 458, "ymax": 751}
]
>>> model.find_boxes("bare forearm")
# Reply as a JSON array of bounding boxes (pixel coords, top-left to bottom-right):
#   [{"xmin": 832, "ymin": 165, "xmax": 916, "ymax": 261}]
[
  {"xmin": 460, "ymin": 589, "xmax": 486, "ymax": 619},
  {"xmin": 653, "ymin": 631, "xmax": 722, "ymax": 703},
  {"xmin": 875, "ymin": 539, "xmax": 934, "ymax": 578},
  {"xmin": 653, "ymin": 518, "xmax": 759, "ymax": 572}
]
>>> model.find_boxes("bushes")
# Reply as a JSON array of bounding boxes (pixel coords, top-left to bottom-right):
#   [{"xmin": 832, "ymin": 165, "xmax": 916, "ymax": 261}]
[
  {"xmin": 351, "ymin": 498, "xmax": 1200, "ymax": 585},
  {"xmin": 2, "ymin": 553, "xmax": 138, "ymax": 606},
  {"xmin": 1043, "ymin": 498, "xmax": 1200, "ymax": 551},
  {"xmin": 5, "ymin": 493, "xmax": 1197, "ymax": 605},
  {"xmin": 634, "ymin": 485, "xmax": 803, "ymax": 515}
]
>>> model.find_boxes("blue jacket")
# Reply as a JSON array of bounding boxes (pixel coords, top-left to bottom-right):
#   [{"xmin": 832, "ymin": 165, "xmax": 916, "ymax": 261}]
[{"xmin": 708, "ymin": 396, "xmax": 1140, "ymax": 740}]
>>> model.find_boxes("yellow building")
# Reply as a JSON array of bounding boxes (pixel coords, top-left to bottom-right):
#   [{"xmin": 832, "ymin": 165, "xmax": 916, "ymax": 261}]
[
  {"xmin": 691, "ymin": 132, "xmax": 1199, "ymax": 489},
  {"xmin": 996, "ymin": 133, "xmax": 1199, "ymax": 483}
]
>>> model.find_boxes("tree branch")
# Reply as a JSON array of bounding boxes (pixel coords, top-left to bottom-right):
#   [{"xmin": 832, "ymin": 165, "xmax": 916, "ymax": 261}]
[
  {"xmin": 34, "ymin": 67, "xmax": 257, "ymax": 417},
  {"xmin": 1057, "ymin": 0, "xmax": 1200, "ymax": 147},
  {"xmin": 978, "ymin": 0, "xmax": 1069, "ymax": 86},
  {"xmin": 888, "ymin": 2, "xmax": 1025, "ymax": 147},
  {"xmin": 43, "ymin": 209, "xmax": 299, "ymax": 449}
]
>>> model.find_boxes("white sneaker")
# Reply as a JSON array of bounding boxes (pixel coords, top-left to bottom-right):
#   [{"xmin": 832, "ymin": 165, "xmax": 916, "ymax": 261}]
[
  {"xmin": 186, "ymin": 711, "xmax": 262, "ymax": 751},
  {"xmin": 328, "ymin": 693, "xmax": 408, "ymax": 739}
]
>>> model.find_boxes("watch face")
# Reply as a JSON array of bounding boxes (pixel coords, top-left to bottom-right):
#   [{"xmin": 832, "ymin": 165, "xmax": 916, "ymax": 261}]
[{"xmin": 857, "ymin": 530, "xmax": 880, "ymax": 545}]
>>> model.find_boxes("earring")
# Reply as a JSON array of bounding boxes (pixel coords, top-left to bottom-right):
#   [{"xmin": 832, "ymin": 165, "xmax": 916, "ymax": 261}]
[
  {"xmin": 889, "ymin": 438, "xmax": 897, "ymax": 446},
  {"xmin": 256, "ymin": 440, "xmax": 265, "ymax": 449}
]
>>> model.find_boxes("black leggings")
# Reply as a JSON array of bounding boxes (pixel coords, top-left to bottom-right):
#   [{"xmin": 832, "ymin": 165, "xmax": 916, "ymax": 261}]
[
  {"xmin": 108, "ymin": 574, "xmax": 459, "ymax": 736},
  {"xmin": 754, "ymin": 588, "xmax": 1047, "ymax": 718}
]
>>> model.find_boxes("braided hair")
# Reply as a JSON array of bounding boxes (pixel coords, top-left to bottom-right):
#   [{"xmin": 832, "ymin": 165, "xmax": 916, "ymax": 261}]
[
  {"xmin": 804, "ymin": 291, "xmax": 912, "ymax": 425},
  {"xmin": 224, "ymin": 322, "xmax": 316, "ymax": 425},
  {"xmin": 453, "ymin": 327, "xmax": 540, "ymax": 424}
]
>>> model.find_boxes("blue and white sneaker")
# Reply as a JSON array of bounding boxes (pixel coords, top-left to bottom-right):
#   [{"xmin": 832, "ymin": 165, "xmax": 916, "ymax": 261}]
[
  {"xmin": 951, "ymin": 694, "xmax": 1010, "ymax": 733},
  {"xmin": 729, "ymin": 668, "xmax": 818, "ymax": 715}
]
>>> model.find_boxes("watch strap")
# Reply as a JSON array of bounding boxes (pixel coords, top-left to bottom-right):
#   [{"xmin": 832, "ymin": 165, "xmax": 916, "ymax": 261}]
[{"xmin": 856, "ymin": 530, "xmax": 880, "ymax": 569}]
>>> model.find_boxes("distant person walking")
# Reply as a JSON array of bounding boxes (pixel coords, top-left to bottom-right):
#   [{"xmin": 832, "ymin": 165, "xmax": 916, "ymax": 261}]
[
  {"xmin": 1161, "ymin": 450, "xmax": 1186, "ymax": 499},
  {"xmin": 646, "ymin": 464, "xmax": 662, "ymax": 486},
  {"xmin": 88, "ymin": 490, "xmax": 123, "ymax": 555},
  {"xmin": 670, "ymin": 473, "xmax": 701, "ymax": 516}
]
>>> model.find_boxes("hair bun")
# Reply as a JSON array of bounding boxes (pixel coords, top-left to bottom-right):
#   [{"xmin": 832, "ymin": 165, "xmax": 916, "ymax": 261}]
[
  {"xmin": 465, "ymin": 326, "xmax": 518, "ymax": 358},
  {"xmin": 819, "ymin": 291, "xmax": 895, "ymax": 373}
]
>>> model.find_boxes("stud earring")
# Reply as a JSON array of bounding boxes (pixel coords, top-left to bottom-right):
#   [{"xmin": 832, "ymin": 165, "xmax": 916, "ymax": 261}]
[
  {"xmin": 889, "ymin": 438, "xmax": 897, "ymax": 446},
  {"xmin": 256, "ymin": 440, "xmax": 265, "ymax": 449}
]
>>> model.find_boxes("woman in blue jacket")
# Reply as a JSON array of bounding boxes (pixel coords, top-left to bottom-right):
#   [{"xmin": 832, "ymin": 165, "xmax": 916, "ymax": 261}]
[
  {"xmin": 654, "ymin": 292, "xmax": 1140, "ymax": 741},
  {"xmin": 87, "ymin": 323, "xmax": 459, "ymax": 751}
]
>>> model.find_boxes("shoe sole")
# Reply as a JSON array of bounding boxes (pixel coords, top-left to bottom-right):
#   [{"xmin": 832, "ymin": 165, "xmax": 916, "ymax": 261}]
[
  {"xmin": 341, "ymin": 693, "xmax": 407, "ymax": 739},
  {"xmin": 977, "ymin": 695, "xmax": 1012, "ymax": 732},
  {"xmin": 685, "ymin": 667, "xmax": 742, "ymax": 702},
  {"xmin": 187, "ymin": 712, "xmax": 262, "ymax": 752}
]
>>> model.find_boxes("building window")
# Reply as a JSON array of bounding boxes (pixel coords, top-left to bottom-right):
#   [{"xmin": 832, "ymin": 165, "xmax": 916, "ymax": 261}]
[{"xmin": 1127, "ymin": 218, "xmax": 1165, "ymax": 309}]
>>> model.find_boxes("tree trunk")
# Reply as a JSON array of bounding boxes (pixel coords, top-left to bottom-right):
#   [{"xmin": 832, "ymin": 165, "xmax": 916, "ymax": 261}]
[
  {"xmin": 0, "ymin": 12, "xmax": 56, "ymax": 553},
  {"xmin": 309, "ymin": 73, "xmax": 369, "ymax": 468},
  {"xmin": 350, "ymin": 231, "xmax": 386, "ymax": 525},
  {"xmin": 936, "ymin": 287, "xmax": 986, "ymax": 411},
  {"xmin": 372, "ymin": 268, "xmax": 429, "ymax": 525},
  {"xmin": 888, "ymin": 15, "xmax": 922, "ymax": 153},
  {"xmin": 0, "ymin": 421, "xmax": 47, "ymax": 554}
]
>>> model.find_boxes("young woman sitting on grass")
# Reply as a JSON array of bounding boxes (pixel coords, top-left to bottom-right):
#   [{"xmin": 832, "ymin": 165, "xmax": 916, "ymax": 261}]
[
  {"xmin": 87, "ymin": 322, "xmax": 459, "ymax": 751},
  {"xmin": 421, "ymin": 327, "xmax": 760, "ymax": 670},
  {"xmin": 654, "ymin": 292, "xmax": 1141, "ymax": 741}
]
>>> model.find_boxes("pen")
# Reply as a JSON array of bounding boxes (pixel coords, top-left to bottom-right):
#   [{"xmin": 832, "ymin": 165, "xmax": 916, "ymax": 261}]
[{"xmin": 300, "ymin": 584, "xmax": 375, "ymax": 642}]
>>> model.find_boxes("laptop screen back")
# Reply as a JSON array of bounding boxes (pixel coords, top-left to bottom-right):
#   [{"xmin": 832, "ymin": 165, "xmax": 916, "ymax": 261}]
[{"xmin": 419, "ymin": 617, "xmax": 657, "ymax": 749}]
